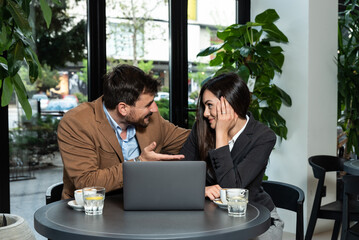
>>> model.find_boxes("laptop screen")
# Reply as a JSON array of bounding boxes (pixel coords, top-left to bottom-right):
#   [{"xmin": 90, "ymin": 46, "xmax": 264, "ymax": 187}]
[{"xmin": 123, "ymin": 161, "xmax": 206, "ymax": 210}]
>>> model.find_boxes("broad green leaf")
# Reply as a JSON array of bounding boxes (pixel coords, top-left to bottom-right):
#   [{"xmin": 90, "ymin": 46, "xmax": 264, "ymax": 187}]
[
  {"xmin": 255, "ymin": 44, "xmax": 269, "ymax": 58},
  {"xmin": 27, "ymin": 60, "xmax": 39, "ymax": 83},
  {"xmin": 239, "ymin": 46, "xmax": 251, "ymax": 57},
  {"xmin": 255, "ymin": 9, "xmax": 280, "ymax": 24},
  {"xmin": 226, "ymin": 36, "xmax": 245, "ymax": 49},
  {"xmin": 25, "ymin": 47, "xmax": 42, "ymax": 81},
  {"xmin": 275, "ymin": 85, "xmax": 292, "ymax": 106},
  {"xmin": 261, "ymin": 108, "xmax": 286, "ymax": 129},
  {"xmin": 270, "ymin": 53, "xmax": 285, "ymax": 69},
  {"xmin": 222, "ymin": 52, "xmax": 234, "ymax": 66},
  {"xmin": 209, "ymin": 54, "xmax": 223, "ymax": 66},
  {"xmin": 1, "ymin": 76, "xmax": 13, "ymax": 106},
  {"xmin": 267, "ymin": 46, "xmax": 283, "ymax": 54},
  {"xmin": 247, "ymin": 62, "xmax": 260, "ymax": 76},
  {"xmin": 8, "ymin": 41, "xmax": 25, "ymax": 76},
  {"xmin": 261, "ymin": 87, "xmax": 282, "ymax": 111},
  {"xmin": 217, "ymin": 29, "xmax": 231, "ymax": 40},
  {"xmin": 40, "ymin": 0, "xmax": 52, "ymax": 28},
  {"xmin": 270, "ymin": 125, "xmax": 288, "ymax": 140},
  {"xmin": 14, "ymin": 28, "xmax": 32, "ymax": 47},
  {"xmin": 262, "ymin": 23, "xmax": 288, "ymax": 43},
  {"xmin": 12, "ymin": 40, "xmax": 25, "ymax": 61},
  {"xmin": 13, "ymin": 72, "xmax": 27, "ymax": 95},
  {"xmin": 248, "ymin": 28, "xmax": 262, "ymax": 45},
  {"xmin": 197, "ymin": 43, "xmax": 224, "ymax": 57},
  {"xmin": 255, "ymin": 75, "xmax": 270, "ymax": 86},
  {"xmin": 237, "ymin": 65, "xmax": 250, "ymax": 81},
  {"xmin": 227, "ymin": 25, "xmax": 248, "ymax": 39},
  {"xmin": 245, "ymin": 22, "xmax": 264, "ymax": 28},
  {"xmin": 13, "ymin": 73, "xmax": 32, "ymax": 119},
  {"xmin": 0, "ymin": 56, "xmax": 6, "ymax": 64},
  {"xmin": 0, "ymin": 62, "xmax": 8, "ymax": 79},
  {"xmin": 6, "ymin": 0, "xmax": 31, "ymax": 33}
]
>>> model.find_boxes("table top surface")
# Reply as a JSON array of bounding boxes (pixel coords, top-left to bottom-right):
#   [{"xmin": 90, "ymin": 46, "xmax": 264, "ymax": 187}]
[
  {"xmin": 34, "ymin": 194, "xmax": 270, "ymax": 240},
  {"xmin": 344, "ymin": 159, "xmax": 359, "ymax": 175}
]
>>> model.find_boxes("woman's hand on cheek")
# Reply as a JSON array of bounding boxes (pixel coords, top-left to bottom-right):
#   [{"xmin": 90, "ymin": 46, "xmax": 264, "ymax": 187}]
[{"xmin": 215, "ymin": 97, "xmax": 238, "ymax": 143}]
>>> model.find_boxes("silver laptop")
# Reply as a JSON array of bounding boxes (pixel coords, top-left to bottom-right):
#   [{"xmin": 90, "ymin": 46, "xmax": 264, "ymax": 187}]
[{"xmin": 123, "ymin": 161, "xmax": 206, "ymax": 210}]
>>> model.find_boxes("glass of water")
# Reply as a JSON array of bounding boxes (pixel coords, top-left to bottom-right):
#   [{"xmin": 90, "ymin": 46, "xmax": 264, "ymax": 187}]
[
  {"xmin": 82, "ymin": 186, "xmax": 105, "ymax": 215},
  {"xmin": 226, "ymin": 188, "xmax": 249, "ymax": 217}
]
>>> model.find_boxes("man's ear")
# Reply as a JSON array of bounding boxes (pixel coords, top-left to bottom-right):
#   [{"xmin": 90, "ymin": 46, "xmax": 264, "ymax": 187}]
[{"xmin": 117, "ymin": 102, "xmax": 129, "ymax": 116}]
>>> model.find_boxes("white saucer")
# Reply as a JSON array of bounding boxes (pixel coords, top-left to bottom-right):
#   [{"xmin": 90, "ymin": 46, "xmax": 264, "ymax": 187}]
[
  {"xmin": 68, "ymin": 200, "xmax": 84, "ymax": 211},
  {"xmin": 213, "ymin": 198, "xmax": 227, "ymax": 209}
]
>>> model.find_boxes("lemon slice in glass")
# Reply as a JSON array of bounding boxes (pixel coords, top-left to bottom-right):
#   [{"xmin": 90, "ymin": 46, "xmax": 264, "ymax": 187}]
[{"xmin": 85, "ymin": 196, "xmax": 104, "ymax": 200}]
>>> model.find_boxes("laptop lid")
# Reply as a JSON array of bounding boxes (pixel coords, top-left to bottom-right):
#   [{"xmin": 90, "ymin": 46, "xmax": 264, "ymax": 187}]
[{"xmin": 123, "ymin": 161, "xmax": 206, "ymax": 210}]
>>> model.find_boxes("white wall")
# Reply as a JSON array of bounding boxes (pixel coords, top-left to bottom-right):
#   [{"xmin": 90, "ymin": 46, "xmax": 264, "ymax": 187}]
[{"xmin": 252, "ymin": 0, "xmax": 338, "ymax": 235}]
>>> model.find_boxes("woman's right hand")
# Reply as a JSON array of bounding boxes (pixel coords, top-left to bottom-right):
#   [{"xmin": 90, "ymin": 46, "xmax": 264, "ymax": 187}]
[
  {"xmin": 215, "ymin": 97, "xmax": 238, "ymax": 148},
  {"xmin": 205, "ymin": 184, "xmax": 221, "ymax": 200}
]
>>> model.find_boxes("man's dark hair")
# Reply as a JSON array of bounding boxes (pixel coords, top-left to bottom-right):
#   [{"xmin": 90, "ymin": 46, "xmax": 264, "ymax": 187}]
[{"xmin": 103, "ymin": 64, "xmax": 160, "ymax": 109}]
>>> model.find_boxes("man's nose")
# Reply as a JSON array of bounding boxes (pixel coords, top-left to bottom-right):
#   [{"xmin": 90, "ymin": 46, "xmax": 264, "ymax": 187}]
[{"xmin": 150, "ymin": 102, "xmax": 158, "ymax": 112}]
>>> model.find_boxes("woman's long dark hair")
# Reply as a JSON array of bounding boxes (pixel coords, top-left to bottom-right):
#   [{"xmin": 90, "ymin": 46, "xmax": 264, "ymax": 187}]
[{"xmin": 196, "ymin": 72, "xmax": 250, "ymax": 162}]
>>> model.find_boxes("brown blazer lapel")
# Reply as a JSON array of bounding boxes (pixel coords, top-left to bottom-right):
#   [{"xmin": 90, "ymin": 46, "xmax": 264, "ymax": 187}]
[
  {"xmin": 135, "ymin": 127, "xmax": 152, "ymax": 153},
  {"xmin": 95, "ymin": 97, "xmax": 124, "ymax": 162}
]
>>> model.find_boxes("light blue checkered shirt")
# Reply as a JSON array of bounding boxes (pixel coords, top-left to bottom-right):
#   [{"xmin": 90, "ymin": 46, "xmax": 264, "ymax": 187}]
[{"xmin": 103, "ymin": 102, "xmax": 140, "ymax": 161}]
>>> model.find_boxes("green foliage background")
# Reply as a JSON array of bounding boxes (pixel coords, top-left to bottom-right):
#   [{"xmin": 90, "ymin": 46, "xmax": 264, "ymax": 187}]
[{"xmin": 197, "ymin": 9, "xmax": 292, "ymax": 140}]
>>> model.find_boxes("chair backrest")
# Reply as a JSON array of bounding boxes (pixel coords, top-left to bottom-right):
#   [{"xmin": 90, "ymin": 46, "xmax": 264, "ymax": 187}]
[
  {"xmin": 262, "ymin": 180, "xmax": 305, "ymax": 240},
  {"xmin": 309, "ymin": 155, "xmax": 347, "ymax": 202},
  {"xmin": 45, "ymin": 182, "xmax": 64, "ymax": 205},
  {"xmin": 341, "ymin": 175, "xmax": 359, "ymax": 240},
  {"xmin": 309, "ymin": 155, "xmax": 345, "ymax": 179}
]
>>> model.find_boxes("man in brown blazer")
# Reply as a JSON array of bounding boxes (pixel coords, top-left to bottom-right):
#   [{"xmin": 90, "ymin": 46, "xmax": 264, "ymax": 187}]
[{"xmin": 57, "ymin": 64, "xmax": 190, "ymax": 199}]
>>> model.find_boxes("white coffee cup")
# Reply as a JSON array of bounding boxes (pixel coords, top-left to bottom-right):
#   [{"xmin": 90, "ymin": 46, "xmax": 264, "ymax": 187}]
[
  {"xmin": 74, "ymin": 189, "xmax": 84, "ymax": 206},
  {"xmin": 220, "ymin": 189, "xmax": 228, "ymax": 204}
]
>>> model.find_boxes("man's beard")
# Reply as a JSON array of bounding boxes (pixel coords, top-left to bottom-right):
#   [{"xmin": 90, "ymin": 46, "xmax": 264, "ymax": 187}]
[{"xmin": 126, "ymin": 111, "xmax": 153, "ymax": 128}]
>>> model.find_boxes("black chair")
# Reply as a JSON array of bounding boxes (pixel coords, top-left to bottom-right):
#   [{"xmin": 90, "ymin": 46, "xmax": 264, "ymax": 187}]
[
  {"xmin": 305, "ymin": 155, "xmax": 359, "ymax": 240},
  {"xmin": 341, "ymin": 175, "xmax": 359, "ymax": 240},
  {"xmin": 45, "ymin": 182, "xmax": 64, "ymax": 205},
  {"xmin": 262, "ymin": 180, "xmax": 305, "ymax": 240}
]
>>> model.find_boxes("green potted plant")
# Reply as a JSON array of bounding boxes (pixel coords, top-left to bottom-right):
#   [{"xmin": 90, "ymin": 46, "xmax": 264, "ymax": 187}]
[
  {"xmin": 0, "ymin": 0, "xmax": 57, "ymax": 119},
  {"xmin": 337, "ymin": 0, "xmax": 359, "ymax": 158},
  {"xmin": 197, "ymin": 9, "xmax": 291, "ymax": 140}
]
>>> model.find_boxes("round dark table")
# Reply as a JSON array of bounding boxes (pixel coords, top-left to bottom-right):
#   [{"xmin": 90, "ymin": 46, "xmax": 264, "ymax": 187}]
[
  {"xmin": 344, "ymin": 160, "xmax": 359, "ymax": 175},
  {"xmin": 34, "ymin": 194, "xmax": 270, "ymax": 240}
]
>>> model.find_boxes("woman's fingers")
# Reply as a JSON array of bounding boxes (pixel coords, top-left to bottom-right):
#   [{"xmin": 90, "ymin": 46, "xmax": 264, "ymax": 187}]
[
  {"xmin": 205, "ymin": 185, "xmax": 221, "ymax": 200},
  {"xmin": 221, "ymin": 97, "xmax": 226, "ymax": 114}
]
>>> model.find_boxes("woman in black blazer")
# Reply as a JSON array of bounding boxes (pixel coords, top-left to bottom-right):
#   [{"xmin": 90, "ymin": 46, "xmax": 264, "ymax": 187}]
[{"xmin": 180, "ymin": 72, "xmax": 284, "ymax": 239}]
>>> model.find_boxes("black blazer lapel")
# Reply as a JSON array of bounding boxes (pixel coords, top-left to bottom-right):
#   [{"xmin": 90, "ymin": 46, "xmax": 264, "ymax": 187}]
[{"xmin": 231, "ymin": 114, "xmax": 256, "ymax": 164}]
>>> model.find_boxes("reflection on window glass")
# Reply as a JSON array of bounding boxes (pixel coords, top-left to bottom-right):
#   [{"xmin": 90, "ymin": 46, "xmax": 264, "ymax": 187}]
[
  {"xmin": 187, "ymin": 0, "xmax": 236, "ymax": 128},
  {"xmin": 9, "ymin": 1, "xmax": 87, "ymax": 238},
  {"xmin": 106, "ymin": 0, "xmax": 170, "ymax": 119}
]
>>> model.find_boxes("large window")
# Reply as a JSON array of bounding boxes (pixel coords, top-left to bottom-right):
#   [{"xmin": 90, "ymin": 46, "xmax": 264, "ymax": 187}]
[
  {"xmin": 187, "ymin": 0, "xmax": 236, "ymax": 128},
  {"xmin": 8, "ymin": 1, "xmax": 87, "ymax": 238},
  {"xmin": 106, "ymin": 0, "xmax": 170, "ymax": 119}
]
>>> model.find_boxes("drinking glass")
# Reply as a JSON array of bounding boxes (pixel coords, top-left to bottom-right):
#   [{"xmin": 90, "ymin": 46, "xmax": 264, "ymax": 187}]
[
  {"xmin": 226, "ymin": 188, "xmax": 249, "ymax": 217},
  {"xmin": 82, "ymin": 186, "xmax": 105, "ymax": 215}
]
